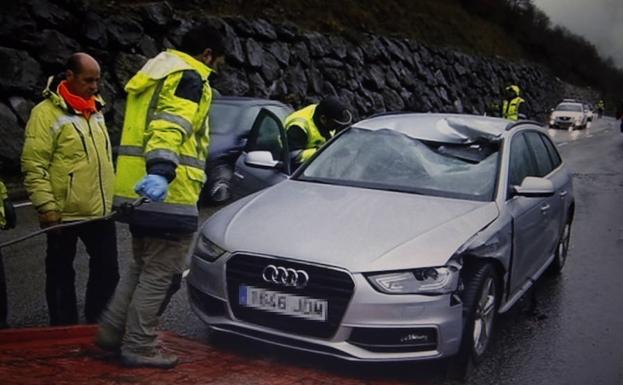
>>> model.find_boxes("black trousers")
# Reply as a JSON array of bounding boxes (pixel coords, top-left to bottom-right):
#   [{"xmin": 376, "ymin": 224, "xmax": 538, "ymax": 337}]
[{"xmin": 45, "ymin": 220, "xmax": 119, "ymax": 325}]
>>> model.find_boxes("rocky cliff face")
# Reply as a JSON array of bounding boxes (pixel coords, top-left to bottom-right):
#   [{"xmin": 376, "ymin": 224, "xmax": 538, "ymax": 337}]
[{"xmin": 0, "ymin": 0, "xmax": 589, "ymax": 177}]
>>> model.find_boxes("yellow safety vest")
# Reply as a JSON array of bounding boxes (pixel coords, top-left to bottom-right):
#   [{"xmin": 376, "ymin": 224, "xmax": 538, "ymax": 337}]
[
  {"xmin": 113, "ymin": 49, "xmax": 214, "ymax": 232},
  {"xmin": 284, "ymin": 104, "xmax": 334, "ymax": 163},
  {"xmin": 502, "ymin": 97, "xmax": 525, "ymax": 121}
]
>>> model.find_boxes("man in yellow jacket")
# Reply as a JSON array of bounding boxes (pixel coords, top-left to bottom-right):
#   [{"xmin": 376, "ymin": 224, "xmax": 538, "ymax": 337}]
[
  {"xmin": 501, "ymin": 84, "xmax": 527, "ymax": 121},
  {"xmin": 95, "ymin": 24, "xmax": 225, "ymax": 369},
  {"xmin": 21, "ymin": 53, "xmax": 118, "ymax": 326},
  {"xmin": 0, "ymin": 180, "xmax": 16, "ymax": 328},
  {"xmin": 286, "ymin": 96, "xmax": 353, "ymax": 165}
]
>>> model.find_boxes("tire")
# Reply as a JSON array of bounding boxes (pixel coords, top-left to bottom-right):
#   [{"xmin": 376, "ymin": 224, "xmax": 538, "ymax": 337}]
[
  {"xmin": 205, "ymin": 164, "xmax": 234, "ymax": 205},
  {"xmin": 548, "ymin": 219, "xmax": 572, "ymax": 275},
  {"xmin": 447, "ymin": 262, "xmax": 500, "ymax": 380}
]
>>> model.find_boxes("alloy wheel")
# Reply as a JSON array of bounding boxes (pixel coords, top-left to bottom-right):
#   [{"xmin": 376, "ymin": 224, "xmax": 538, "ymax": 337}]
[{"xmin": 473, "ymin": 277, "xmax": 496, "ymax": 356}]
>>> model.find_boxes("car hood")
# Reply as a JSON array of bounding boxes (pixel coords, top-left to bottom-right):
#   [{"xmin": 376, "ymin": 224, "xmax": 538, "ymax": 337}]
[
  {"xmin": 205, "ymin": 180, "xmax": 499, "ymax": 272},
  {"xmin": 551, "ymin": 111, "xmax": 583, "ymax": 118}
]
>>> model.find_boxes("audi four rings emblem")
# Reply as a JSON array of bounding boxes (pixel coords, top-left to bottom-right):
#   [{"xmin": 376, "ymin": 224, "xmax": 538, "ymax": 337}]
[{"xmin": 262, "ymin": 264, "xmax": 309, "ymax": 289}]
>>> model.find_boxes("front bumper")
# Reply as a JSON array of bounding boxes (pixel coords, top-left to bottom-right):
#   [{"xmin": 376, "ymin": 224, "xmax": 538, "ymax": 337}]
[{"xmin": 187, "ymin": 253, "xmax": 464, "ymax": 362}]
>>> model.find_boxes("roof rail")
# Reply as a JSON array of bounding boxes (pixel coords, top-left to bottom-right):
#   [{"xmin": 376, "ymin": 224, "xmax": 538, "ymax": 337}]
[{"xmin": 504, "ymin": 120, "xmax": 544, "ymax": 131}]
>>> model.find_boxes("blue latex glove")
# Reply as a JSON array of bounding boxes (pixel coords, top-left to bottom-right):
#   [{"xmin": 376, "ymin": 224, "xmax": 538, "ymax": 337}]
[{"xmin": 134, "ymin": 174, "xmax": 169, "ymax": 202}]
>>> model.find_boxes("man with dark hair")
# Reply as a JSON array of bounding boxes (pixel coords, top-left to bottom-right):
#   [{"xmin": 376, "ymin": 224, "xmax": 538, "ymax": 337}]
[
  {"xmin": 21, "ymin": 52, "xmax": 118, "ymax": 326},
  {"xmin": 95, "ymin": 23, "xmax": 225, "ymax": 368},
  {"xmin": 286, "ymin": 96, "xmax": 353, "ymax": 165}
]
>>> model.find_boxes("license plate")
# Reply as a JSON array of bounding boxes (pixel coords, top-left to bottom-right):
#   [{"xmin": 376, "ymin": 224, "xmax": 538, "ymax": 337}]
[{"xmin": 239, "ymin": 285, "xmax": 328, "ymax": 322}]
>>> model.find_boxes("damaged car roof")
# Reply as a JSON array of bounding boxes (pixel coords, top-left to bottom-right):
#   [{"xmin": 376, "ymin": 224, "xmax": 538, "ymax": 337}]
[{"xmin": 352, "ymin": 113, "xmax": 508, "ymax": 144}]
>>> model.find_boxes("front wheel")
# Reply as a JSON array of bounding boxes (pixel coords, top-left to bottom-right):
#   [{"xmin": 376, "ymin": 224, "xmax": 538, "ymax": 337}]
[{"xmin": 448, "ymin": 263, "xmax": 500, "ymax": 379}]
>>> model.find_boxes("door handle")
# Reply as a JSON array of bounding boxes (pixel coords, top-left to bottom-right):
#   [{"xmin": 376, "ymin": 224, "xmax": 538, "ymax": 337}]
[
  {"xmin": 540, "ymin": 204, "xmax": 551, "ymax": 214},
  {"xmin": 559, "ymin": 190, "xmax": 568, "ymax": 197}
]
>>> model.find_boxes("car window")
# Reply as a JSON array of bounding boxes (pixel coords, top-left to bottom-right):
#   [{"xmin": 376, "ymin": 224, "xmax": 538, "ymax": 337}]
[
  {"xmin": 264, "ymin": 105, "xmax": 292, "ymax": 120},
  {"xmin": 539, "ymin": 133, "xmax": 562, "ymax": 169},
  {"xmin": 246, "ymin": 112, "xmax": 285, "ymax": 161},
  {"xmin": 555, "ymin": 103, "xmax": 583, "ymax": 112},
  {"xmin": 525, "ymin": 131, "xmax": 554, "ymax": 177},
  {"xmin": 298, "ymin": 127, "xmax": 500, "ymax": 201},
  {"xmin": 209, "ymin": 103, "xmax": 249, "ymax": 135},
  {"xmin": 508, "ymin": 133, "xmax": 537, "ymax": 187},
  {"xmin": 209, "ymin": 102, "xmax": 292, "ymax": 137}
]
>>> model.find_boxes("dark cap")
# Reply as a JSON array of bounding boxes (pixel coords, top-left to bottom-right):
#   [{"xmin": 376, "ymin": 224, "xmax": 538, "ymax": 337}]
[{"xmin": 315, "ymin": 96, "xmax": 353, "ymax": 127}]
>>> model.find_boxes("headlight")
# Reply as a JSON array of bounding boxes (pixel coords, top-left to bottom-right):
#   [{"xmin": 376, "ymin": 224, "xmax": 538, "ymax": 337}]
[
  {"xmin": 366, "ymin": 266, "xmax": 460, "ymax": 295},
  {"xmin": 575, "ymin": 117, "xmax": 583, "ymax": 124},
  {"xmin": 549, "ymin": 119, "xmax": 554, "ymax": 125},
  {"xmin": 194, "ymin": 234, "xmax": 226, "ymax": 262}
]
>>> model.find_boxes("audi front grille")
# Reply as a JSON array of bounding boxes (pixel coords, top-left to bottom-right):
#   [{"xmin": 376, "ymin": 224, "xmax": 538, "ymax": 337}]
[{"xmin": 226, "ymin": 254, "xmax": 355, "ymax": 339}]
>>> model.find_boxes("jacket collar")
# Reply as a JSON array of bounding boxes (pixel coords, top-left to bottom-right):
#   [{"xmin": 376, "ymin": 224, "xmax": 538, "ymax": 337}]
[
  {"xmin": 43, "ymin": 74, "xmax": 105, "ymax": 114},
  {"xmin": 167, "ymin": 49, "xmax": 213, "ymax": 80}
]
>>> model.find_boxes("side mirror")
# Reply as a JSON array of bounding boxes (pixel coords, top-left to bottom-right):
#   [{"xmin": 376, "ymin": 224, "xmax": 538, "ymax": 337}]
[
  {"xmin": 512, "ymin": 176, "xmax": 555, "ymax": 198},
  {"xmin": 244, "ymin": 151, "xmax": 281, "ymax": 169}
]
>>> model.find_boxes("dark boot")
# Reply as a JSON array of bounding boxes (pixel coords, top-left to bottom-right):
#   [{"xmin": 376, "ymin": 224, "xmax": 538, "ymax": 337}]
[{"xmin": 94, "ymin": 324, "xmax": 123, "ymax": 353}]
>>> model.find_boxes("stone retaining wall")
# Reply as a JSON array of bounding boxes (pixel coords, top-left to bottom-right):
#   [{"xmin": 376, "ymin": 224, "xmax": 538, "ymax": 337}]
[{"xmin": 0, "ymin": 0, "xmax": 588, "ymax": 177}]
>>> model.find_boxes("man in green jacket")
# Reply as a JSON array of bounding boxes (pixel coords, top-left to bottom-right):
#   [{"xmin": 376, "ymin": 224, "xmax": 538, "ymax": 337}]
[
  {"xmin": 0, "ymin": 180, "xmax": 16, "ymax": 328},
  {"xmin": 95, "ymin": 24, "xmax": 225, "ymax": 369},
  {"xmin": 21, "ymin": 53, "xmax": 118, "ymax": 326}
]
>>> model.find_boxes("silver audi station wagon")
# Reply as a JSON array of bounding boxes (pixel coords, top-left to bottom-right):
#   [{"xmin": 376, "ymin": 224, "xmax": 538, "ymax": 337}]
[{"xmin": 187, "ymin": 112, "xmax": 574, "ymax": 373}]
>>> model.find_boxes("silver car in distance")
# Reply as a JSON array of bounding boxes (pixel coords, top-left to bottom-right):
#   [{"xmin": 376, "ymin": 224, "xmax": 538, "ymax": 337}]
[{"xmin": 187, "ymin": 113, "xmax": 574, "ymax": 373}]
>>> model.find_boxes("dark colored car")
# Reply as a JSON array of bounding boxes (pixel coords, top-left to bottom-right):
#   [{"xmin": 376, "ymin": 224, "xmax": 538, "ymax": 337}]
[{"xmin": 203, "ymin": 96, "xmax": 293, "ymax": 204}]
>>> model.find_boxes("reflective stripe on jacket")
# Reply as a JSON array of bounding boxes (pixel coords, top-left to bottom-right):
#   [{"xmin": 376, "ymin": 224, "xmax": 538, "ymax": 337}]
[
  {"xmin": 502, "ymin": 97, "xmax": 525, "ymax": 121},
  {"xmin": 0, "ymin": 181, "xmax": 7, "ymax": 228},
  {"xmin": 113, "ymin": 49, "xmax": 214, "ymax": 233},
  {"xmin": 284, "ymin": 104, "xmax": 333, "ymax": 163},
  {"xmin": 21, "ymin": 77, "xmax": 114, "ymax": 221}
]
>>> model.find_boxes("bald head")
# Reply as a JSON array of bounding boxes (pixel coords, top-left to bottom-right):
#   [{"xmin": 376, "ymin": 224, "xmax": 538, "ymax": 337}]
[{"xmin": 65, "ymin": 52, "xmax": 101, "ymax": 99}]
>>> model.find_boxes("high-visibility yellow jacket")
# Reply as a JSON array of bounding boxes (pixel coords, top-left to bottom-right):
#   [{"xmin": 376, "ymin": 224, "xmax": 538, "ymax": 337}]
[
  {"xmin": 0, "ymin": 181, "xmax": 7, "ymax": 229},
  {"xmin": 21, "ymin": 77, "xmax": 114, "ymax": 221},
  {"xmin": 284, "ymin": 104, "xmax": 334, "ymax": 163},
  {"xmin": 502, "ymin": 97, "xmax": 525, "ymax": 121},
  {"xmin": 502, "ymin": 85, "xmax": 525, "ymax": 121},
  {"xmin": 113, "ymin": 49, "xmax": 214, "ymax": 233}
]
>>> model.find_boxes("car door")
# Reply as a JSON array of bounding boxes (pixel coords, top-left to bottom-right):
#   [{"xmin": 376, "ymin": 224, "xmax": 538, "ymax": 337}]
[
  {"xmin": 231, "ymin": 108, "xmax": 291, "ymax": 200},
  {"xmin": 506, "ymin": 132, "xmax": 554, "ymax": 294},
  {"xmin": 524, "ymin": 130, "xmax": 563, "ymax": 256},
  {"xmin": 540, "ymin": 132, "xmax": 573, "ymax": 225}
]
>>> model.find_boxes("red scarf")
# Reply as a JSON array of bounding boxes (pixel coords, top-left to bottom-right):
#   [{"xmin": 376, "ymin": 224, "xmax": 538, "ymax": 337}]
[{"xmin": 58, "ymin": 81, "xmax": 97, "ymax": 119}]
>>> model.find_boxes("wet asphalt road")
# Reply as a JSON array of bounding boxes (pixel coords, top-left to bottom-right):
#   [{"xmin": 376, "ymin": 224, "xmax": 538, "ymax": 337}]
[{"xmin": 1, "ymin": 117, "xmax": 621, "ymax": 384}]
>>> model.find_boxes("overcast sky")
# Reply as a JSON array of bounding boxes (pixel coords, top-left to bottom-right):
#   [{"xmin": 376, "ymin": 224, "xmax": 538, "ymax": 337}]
[{"xmin": 532, "ymin": 0, "xmax": 623, "ymax": 70}]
